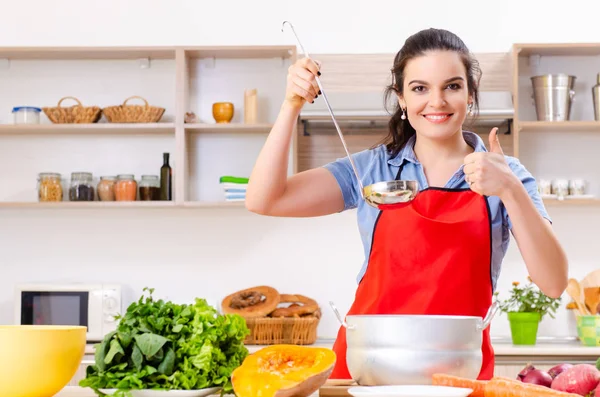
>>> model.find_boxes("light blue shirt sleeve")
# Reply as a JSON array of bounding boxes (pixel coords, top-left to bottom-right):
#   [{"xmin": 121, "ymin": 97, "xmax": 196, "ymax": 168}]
[
  {"xmin": 323, "ymin": 156, "xmax": 360, "ymax": 211},
  {"xmin": 504, "ymin": 156, "xmax": 551, "ymax": 229},
  {"xmin": 322, "ymin": 149, "xmax": 378, "ymax": 211}
]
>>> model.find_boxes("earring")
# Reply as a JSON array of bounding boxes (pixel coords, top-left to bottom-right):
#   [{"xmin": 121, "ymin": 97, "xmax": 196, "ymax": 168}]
[
  {"xmin": 467, "ymin": 103, "xmax": 473, "ymax": 116},
  {"xmin": 401, "ymin": 108, "xmax": 407, "ymax": 120}
]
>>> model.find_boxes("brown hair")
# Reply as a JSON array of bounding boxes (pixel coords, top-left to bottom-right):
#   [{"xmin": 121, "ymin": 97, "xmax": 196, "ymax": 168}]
[{"xmin": 382, "ymin": 28, "xmax": 482, "ymax": 156}]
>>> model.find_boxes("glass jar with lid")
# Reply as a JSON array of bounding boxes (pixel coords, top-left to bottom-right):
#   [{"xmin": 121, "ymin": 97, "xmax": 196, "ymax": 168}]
[
  {"xmin": 69, "ymin": 172, "xmax": 95, "ymax": 201},
  {"xmin": 115, "ymin": 174, "xmax": 137, "ymax": 201},
  {"xmin": 37, "ymin": 173, "xmax": 63, "ymax": 202},
  {"xmin": 97, "ymin": 176, "xmax": 116, "ymax": 201},
  {"xmin": 139, "ymin": 175, "xmax": 160, "ymax": 201}
]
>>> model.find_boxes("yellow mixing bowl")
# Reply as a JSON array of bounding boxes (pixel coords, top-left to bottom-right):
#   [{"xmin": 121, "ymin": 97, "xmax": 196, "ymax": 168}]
[{"xmin": 0, "ymin": 325, "xmax": 87, "ymax": 397}]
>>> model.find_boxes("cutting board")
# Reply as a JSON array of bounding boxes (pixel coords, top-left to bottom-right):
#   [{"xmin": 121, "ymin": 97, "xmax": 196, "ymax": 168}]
[{"xmin": 319, "ymin": 380, "xmax": 357, "ymax": 397}]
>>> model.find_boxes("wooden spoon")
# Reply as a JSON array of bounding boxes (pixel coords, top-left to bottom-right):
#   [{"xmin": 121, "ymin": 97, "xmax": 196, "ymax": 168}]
[{"xmin": 567, "ymin": 278, "xmax": 591, "ymax": 315}]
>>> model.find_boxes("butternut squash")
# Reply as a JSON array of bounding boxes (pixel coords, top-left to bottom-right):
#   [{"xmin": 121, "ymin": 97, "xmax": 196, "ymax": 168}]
[{"xmin": 231, "ymin": 344, "xmax": 336, "ymax": 397}]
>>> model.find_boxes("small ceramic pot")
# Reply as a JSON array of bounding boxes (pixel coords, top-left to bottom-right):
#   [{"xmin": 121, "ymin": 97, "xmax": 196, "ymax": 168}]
[{"xmin": 212, "ymin": 102, "xmax": 234, "ymax": 123}]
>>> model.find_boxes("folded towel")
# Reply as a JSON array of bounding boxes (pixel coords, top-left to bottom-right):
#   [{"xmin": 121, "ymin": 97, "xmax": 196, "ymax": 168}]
[
  {"xmin": 223, "ymin": 188, "xmax": 247, "ymax": 193},
  {"xmin": 225, "ymin": 197, "xmax": 245, "ymax": 202},
  {"xmin": 220, "ymin": 183, "xmax": 248, "ymax": 190},
  {"xmin": 224, "ymin": 193, "xmax": 246, "ymax": 200},
  {"xmin": 220, "ymin": 176, "xmax": 249, "ymax": 184}
]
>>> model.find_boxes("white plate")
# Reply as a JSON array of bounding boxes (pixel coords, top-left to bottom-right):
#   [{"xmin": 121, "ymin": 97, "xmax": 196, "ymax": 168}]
[
  {"xmin": 348, "ymin": 385, "xmax": 473, "ymax": 397},
  {"xmin": 99, "ymin": 387, "xmax": 221, "ymax": 397}
]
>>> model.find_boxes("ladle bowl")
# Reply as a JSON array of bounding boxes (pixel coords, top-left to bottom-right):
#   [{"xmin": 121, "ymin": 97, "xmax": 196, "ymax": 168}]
[{"xmin": 363, "ymin": 180, "xmax": 419, "ymax": 208}]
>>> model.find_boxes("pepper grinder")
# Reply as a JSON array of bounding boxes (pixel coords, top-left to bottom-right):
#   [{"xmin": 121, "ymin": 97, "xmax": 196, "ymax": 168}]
[{"xmin": 593, "ymin": 73, "xmax": 600, "ymax": 121}]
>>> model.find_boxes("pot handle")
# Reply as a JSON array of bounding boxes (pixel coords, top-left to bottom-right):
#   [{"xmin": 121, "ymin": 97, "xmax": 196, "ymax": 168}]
[
  {"xmin": 478, "ymin": 301, "xmax": 500, "ymax": 330},
  {"xmin": 329, "ymin": 301, "xmax": 356, "ymax": 330}
]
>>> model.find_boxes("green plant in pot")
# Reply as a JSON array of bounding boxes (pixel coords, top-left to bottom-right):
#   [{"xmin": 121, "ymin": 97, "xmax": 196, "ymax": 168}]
[{"xmin": 494, "ymin": 277, "xmax": 562, "ymax": 345}]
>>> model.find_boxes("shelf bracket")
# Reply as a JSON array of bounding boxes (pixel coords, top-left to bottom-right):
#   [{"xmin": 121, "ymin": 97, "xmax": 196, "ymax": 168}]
[
  {"xmin": 138, "ymin": 58, "xmax": 150, "ymax": 69},
  {"xmin": 301, "ymin": 119, "xmax": 310, "ymax": 136}
]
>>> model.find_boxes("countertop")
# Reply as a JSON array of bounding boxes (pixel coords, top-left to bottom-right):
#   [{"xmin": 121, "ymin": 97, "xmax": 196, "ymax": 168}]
[
  {"xmin": 54, "ymin": 387, "xmax": 303, "ymax": 397},
  {"xmin": 83, "ymin": 339, "xmax": 600, "ymax": 357}
]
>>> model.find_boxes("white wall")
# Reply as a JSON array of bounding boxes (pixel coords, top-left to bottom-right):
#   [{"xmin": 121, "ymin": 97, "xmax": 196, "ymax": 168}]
[{"xmin": 2, "ymin": 0, "xmax": 600, "ymax": 341}]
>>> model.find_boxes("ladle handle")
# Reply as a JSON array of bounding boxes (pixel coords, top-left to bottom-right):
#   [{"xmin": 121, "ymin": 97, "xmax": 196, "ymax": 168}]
[
  {"xmin": 329, "ymin": 301, "xmax": 355, "ymax": 330},
  {"xmin": 282, "ymin": 21, "xmax": 365, "ymax": 195}
]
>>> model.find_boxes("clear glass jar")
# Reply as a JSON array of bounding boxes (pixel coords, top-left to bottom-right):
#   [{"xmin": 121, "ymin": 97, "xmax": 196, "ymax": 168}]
[
  {"xmin": 38, "ymin": 173, "xmax": 63, "ymax": 202},
  {"xmin": 139, "ymin": 175, "xmax": 160, "ymax": 201},
  {"xmin": 97, "ymin": 176, "xmax": 116, "ymax": 201},
  {"xmin": 115, "ymin": 174, "xmax": 137, "ymax": 201},
  {"xmin": 69, "ymin": 172, "xmax": 95, "ymax": 201}
]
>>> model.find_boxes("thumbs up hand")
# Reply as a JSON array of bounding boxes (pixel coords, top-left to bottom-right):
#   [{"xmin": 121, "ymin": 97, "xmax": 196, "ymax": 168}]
[{"xmin": 463, "ymin": 127, "xmax": 518, "ymax": 199}]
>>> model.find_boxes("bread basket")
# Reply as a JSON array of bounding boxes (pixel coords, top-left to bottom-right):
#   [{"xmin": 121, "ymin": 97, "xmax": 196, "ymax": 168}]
[{"xmin": 102, "ymin": 96, "xmax": 165, "ymax": 123}]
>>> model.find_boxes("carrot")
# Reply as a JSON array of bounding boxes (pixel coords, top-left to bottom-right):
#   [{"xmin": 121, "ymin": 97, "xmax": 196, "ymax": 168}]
[
  {"xmin": 431, "ymin": 373, "xmax": 488, "ymax": 397},
  {"xmin": 484, "ymin": 377, "xmax": 582, "ymax": 397}
]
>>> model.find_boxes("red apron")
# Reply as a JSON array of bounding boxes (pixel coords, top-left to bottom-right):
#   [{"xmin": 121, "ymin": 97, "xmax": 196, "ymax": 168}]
[{"xmin": 330, "ymin": 166, "xmax": 494, "ymax": 380}]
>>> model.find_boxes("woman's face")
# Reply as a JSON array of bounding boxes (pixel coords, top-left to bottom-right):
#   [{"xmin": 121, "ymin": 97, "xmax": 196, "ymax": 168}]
[{"xmin": 399, "ymin": 50, "xmax": 472, "ymax": 141}]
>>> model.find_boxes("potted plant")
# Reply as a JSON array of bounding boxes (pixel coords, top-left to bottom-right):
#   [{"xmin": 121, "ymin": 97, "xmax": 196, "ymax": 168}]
[{"xmin": 494, "ymin": 277, "xmax": 562, "ymax": 345}]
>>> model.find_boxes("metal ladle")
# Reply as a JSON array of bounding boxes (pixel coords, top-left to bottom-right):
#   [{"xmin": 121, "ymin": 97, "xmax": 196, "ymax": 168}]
[{"xmin": 281, "ymin": 21, "xmax": 419, "ymax": 209}]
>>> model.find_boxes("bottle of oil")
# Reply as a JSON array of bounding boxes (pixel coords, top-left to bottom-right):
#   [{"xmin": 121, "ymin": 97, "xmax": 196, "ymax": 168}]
[{"xmin": 160, "ymin": 152, "xmax": 172, "ymax": 201}]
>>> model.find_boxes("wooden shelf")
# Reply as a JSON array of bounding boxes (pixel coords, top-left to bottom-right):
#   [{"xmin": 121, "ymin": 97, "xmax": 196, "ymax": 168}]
[
  {"xmin": 184, "ymin": 123, "xmax": 273, "ymax": 134},
  {"xmin": 0, "ymin": 201, "xmax": 176, "ymax": 209},
  {"xmin": 515, "ymin": 43, "xmax": 600, "ymax": 57},
  {"xmin": 184, "ymin": 46, "xmax": 294, "ymax": 59},
  {"xmin": 0, "ymin": 201, "xmax": 247, "ymax": 209},
  {"xmin": 518, "ymin": 121, "xmax": 600, "ymax": 133},
  {"xmin": 183, "ymin": 201, "xmax": 246, "ymax": 208},
  {"xmin": 543, "ymin": 198, "xmax": 600, "ymax": 206},
  {"xmin": 0, "ymin": 47, "xmax": 176, "ymax": 60},
  {"xmin": 0, "ymin": 123, "xmax": 176, "ymax": 135}
]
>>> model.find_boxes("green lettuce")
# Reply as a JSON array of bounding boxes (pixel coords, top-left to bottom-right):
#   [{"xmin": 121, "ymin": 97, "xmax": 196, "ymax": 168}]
[{"xmin": 79, "ymin": 288, "xmax": 250, "ymax": 396}]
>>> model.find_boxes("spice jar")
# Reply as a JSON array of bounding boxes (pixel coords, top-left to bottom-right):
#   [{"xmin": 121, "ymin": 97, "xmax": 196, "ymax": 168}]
[
  {"xmin": 552, "ymin": 179, "xmax": 569, "ymax": 199},
  {"xmin": 569, "ymin": 179, "xmax": 586, "ymax": 196},
  {"xmin": 115, "ymin": 174, "xmax": 137, "ymax": 201},
  {"xmin": 97, "ymin": 176, "xmax": 116, "ymax": 201},
  {"xmin": 139, "ymin": 175, "xmax": 160, "ymax": 201},
  {"xmin": 38, "ymin": 173, "xmax": 63, "ymax": 202},
  {"xmin": 69, "ymin": 172, "xmax": 95, "ymax": 201}
]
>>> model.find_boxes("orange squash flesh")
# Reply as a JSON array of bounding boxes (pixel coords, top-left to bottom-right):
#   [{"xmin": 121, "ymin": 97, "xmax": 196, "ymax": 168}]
[{"xmin": 231, "ymin": 344, "xmax": 336, "ymax": 397}]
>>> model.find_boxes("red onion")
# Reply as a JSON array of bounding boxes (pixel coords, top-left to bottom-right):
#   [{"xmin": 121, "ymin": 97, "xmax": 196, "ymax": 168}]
[
  {"xmin": 548, "ymin": 363, "xmax": 574, "ymax": 379},
  {"xmin": 518, "ymin": 364, "xmax": 536, "ymax": 381},
  {"xmin": 522, "ymin": 369, "xmax": 553, "ymax": 387}
]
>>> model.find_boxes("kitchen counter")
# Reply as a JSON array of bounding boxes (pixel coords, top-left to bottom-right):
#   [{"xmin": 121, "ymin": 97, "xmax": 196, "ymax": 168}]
[
  {"xmin": 85, "ymin": 339, "xmax": 600, "ymax": 358},
  {"xmin": 54, "ymin": 386, "xmax": 308, "ymax": 397}
]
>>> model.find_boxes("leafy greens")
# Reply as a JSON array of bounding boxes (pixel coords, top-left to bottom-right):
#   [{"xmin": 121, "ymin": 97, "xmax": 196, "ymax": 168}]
[{"xmin": 79, "ymin": 288, "xmax": 250, "ymax": 396}]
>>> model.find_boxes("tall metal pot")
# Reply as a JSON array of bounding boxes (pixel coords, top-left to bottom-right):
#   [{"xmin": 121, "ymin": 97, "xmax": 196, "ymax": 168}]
[{"xmin": 330, "ymin": 301, "xmax": 499, "ymax": 386}]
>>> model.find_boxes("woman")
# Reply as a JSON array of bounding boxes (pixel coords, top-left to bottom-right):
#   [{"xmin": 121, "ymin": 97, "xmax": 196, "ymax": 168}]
[{"xmin": 245, "ymin": 28, "xmax": 568, "ymax": 380}]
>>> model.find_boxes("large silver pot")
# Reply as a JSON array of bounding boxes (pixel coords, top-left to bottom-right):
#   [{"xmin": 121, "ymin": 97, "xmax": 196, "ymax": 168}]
[{"xmin": 330, "ymin": 302, "xmax": 499, "ymax": 386}]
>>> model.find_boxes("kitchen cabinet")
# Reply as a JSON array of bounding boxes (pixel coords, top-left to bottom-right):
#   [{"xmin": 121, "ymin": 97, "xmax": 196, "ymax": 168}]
[
  {"xmin": 0, "ymin": 46, "xmax": 297, "ymax": 207},
  {"xmin": 511, "ymin": 43, "xmax": 600, "ymax": 203}
]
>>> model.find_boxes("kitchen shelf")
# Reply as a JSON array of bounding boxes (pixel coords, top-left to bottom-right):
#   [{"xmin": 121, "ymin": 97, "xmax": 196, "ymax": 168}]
[
  {"xmin": 518, "ymin": 121, "xmax": 600, "ymax": 133},
  {"xmin": 184, "ymin": 46, "xmax": 294, "ymax": 60},
  {"xmin": 184, "ymin": 123, "xmax": 273, "ymax": 134},
  {"xmin": 543, "ymin": 198, "xmax": 600, "ymax": 206},
  {"xmin": 182, "ymin": 201, "xmax": 246, "ymax": 208},
  {"xmin": 0, "ymin": 123, "xmax": 176, "ymax": 135},
  {"xmin": 0, "ymin": 201, "xmax": 247, "ymax": 209},
  {"xmin": 515, "ymin": 43, "xmax": 600, "ymax": 57},
  {"xmin": 0, "ymin": 201, "xmax": 177, "ymax": 209}
]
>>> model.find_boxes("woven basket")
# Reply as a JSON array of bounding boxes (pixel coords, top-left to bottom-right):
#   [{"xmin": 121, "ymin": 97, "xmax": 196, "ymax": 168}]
[
  {"xmin": 103, "ymin": 96, "xmax": 165, "ymax": 123},
  {"xmin": 42, "ymin": 97, "xmax": 102, "ymax": 124},
  {"xmin": 244, "ymin": 311, "xmax": 321, "ymax": 345}
]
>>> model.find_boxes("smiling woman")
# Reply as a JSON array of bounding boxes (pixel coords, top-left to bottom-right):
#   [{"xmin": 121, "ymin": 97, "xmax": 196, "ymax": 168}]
[{"xmin": 245, "ymin": 27, "xmax": 569, "ymax": 382}]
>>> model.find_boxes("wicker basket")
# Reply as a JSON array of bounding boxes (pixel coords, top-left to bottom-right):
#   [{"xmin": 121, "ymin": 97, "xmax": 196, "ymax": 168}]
[
  {"xmin": 244, "ymin": 313, "xmax": 320, "ymax": 345},
  {"xmin": 42, "ymin": 96, "xmax": 102, "ymax": 124},
  {"xmin": 103, "ymin": 96, "xmax": 165, "ymax": 123}
]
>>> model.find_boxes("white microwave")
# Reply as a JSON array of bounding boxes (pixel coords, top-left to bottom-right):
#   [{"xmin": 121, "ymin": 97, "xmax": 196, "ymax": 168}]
[{"xmin": 15, "ymin": 283, "xmax": 122, "ymax": 343}]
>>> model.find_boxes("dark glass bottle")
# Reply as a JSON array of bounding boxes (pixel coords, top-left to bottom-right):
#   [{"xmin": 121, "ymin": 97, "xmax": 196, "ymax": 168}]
[{"xmin": 160, "ymin": 152, "xmax": 172, "ymax": 201}]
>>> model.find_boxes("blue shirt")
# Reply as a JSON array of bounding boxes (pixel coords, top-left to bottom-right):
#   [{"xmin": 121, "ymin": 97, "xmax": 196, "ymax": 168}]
[{"xmin": 323, "ymin": 131, "xmax": 550, "ymax": 291}]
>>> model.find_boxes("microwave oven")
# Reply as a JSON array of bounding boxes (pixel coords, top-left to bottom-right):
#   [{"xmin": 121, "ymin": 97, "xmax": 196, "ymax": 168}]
[{"xmin": 15, "ymin": 283, "xmax": 122, "ymax": 342}]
